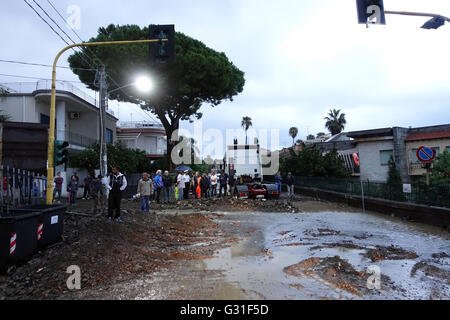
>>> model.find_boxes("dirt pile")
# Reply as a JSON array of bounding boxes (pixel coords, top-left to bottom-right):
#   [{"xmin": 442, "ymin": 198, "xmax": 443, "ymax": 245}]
[
  {"xmin": 364, "ymin": 245, "xmax": 419, "ymax": 262},
  {"xmin": 140, "ymin": 196, "xmax": 301, "ymax": 213},
  {"xmin": 284, "ymin": 256, "xmax": 371, "ymax": 297},
  {"xmin": 0, "ymin": 202, "xmax": 229, "ymax": 300}
]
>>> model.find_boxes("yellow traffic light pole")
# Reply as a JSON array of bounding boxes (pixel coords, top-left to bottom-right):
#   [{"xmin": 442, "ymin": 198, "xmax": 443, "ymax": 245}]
[{"xmin": 46, "ymin": 39, "xmax": 167, "ymax": 205}]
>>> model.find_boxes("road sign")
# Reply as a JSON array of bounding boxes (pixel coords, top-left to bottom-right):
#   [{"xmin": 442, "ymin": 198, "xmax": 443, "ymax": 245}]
[{"xmin": 416, "ymin": 146, "xmax": 436, "ymax": 163}]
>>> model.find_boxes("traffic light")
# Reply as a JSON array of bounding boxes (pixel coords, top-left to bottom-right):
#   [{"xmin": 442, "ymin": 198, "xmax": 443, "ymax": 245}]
[
  {"xmin": 54, "ymin": 140, "xmax": 69, "ymax": 166},
  {"xmin": 148, "ymin": 24, "xmax": 175, "ymax": 64},
  {"xmin": 356, "ymin": 0, "xmax": 386, "ymax": 25}
]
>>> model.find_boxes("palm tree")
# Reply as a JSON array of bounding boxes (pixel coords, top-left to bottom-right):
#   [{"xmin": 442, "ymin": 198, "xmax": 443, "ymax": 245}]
[
  {"xmin": 289, "ymin": 127, "xmax": 298, "ymax": 146},
  {"xmin": 324, "ymin": 109, "xmax": 347, "ymax": 136},
  {"xmin": 241, "ymin": 116, "xmax": 252, "ymax": 145}
]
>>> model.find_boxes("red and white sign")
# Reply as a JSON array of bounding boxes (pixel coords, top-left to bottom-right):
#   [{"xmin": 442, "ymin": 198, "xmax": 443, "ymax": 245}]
[
  {"xmin": 10, "ymin": 233, "xmax": 16, "ymax": 255},
  {"xmin": 37, "ymin": 223, "xmax": 43, "ymax": 240}
]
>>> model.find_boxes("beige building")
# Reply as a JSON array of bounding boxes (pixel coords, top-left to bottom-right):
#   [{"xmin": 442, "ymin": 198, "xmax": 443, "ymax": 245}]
[
  {"xmin": 405, "ymin": 130, "xmax": 450, "ymax": 179},
  {"xmin": 0, "ymin": 81, "xmax": 119, "ymax": 196}
]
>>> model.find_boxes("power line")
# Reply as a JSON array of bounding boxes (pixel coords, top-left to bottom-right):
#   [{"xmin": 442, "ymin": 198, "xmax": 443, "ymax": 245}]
[
  {"xmin": 45, "ymin": 0, "xmax": 161, "ymax": 125},
  {"xmin": 32, "ymin": 0, "xmax": 78, "ymax": 45},
  {"xmin": 23, "ymin": 0, "xmax": 71, "ymax": 47},
  {"xmin": 26, "ymin": 0, "xmax": 94, "ymax": 69},
  {"xmin": 0, "ymin": 72, "xmax": 83, "ymax": 82},
  {"xmin": 0, "ymin": 58, "xmax": 96, "ymax": 71}
]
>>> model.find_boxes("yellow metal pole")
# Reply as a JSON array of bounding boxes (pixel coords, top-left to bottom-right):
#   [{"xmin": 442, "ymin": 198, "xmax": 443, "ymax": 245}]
[{"xmin": 45, "ymin": 39, "xmax": 166, "ymax": 205}]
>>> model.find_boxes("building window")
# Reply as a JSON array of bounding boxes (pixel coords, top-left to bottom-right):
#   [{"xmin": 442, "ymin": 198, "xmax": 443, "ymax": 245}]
[
  {"xmin": 380, "ymin": 150, "xmax": 393, "ymax": 166},
  {"xmin": 431, "ymin": 147, "xmax": 440, "ymax": 156},
  {"xmin": 446, "ymin": 146, "xmax": 450, "ymax": 153},
  {"xmin": 106, "ymin": 128, "xmax": 113, "ymax": 143},
  {"xmin": 411, "ymin": 149, "xmax": 420, "ymax": 163}
]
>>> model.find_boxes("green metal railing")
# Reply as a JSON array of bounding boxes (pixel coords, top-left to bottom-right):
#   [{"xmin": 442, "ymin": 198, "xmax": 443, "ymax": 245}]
[{"xmin": 266, "ymin": 176, "xmax": 450, "ymax": 208}]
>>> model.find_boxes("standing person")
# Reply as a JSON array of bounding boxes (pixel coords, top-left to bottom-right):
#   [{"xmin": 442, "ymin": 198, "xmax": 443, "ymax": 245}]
[
  {"xmin": 193, "ymin": 172, "xmax": 201, "ymax": 199},
  {"xmin": 82, "ymin": 174, "xmax": 92, "ymax": 200},
  {"xmin": 210, "ymin": 171, "xmax": 218, "ymax": 197},
  {"xmin": 275, "ymin": 171, "xmax": 283, "ymax": 194},
  {"xmin": 200, "ymin": 173, "xmax": 209, "ymax": 198},
  {"xmin": 89, "ymin": 174, "xmax": 104, "ymax": 215},
  {"xmin": 228, "ymin": 171, "xmax": 235, "ymax": 196},
  {"xmin": 154, "ymin": 170, "xmax": 163, "ymax": 204},
  {"xmin": 53, "ymin": 172, "xmax": 64, "ymax": 203},
  {"xmin": 67, "ymin": 175, "xmax": 79, "ymax": 206},
  {"xmin": 286, "ymin": 172, "xmax": 295, "ymax": 198},
  {"xmin": 137, "ymin": 172, "xmax": 153, "ymax": 213},
  {"xmin": 162, "ymin": 171, "xmax": 172, "ymax": 203},
  {"xmin": 177, "ymin": 171, "xmax": 185, "ymax": 201},
  {"xmin": 183, "ymin": 171, "xmax": 190, "ymax": 199},
  {"xmin": 72, "ymin": 172, "xmax": 79, "ymax": 183},
  {"xmin": 106, "ymin": 165, "xmax": 128, "ymax": 223},
  {"xmin": 219, "ymin": 170, "xmax": 229, "ymax": 197}
]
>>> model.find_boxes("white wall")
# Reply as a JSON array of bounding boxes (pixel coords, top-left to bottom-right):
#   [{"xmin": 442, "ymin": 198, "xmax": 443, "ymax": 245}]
[{"xmin": 357, "ymin": 139, "xmax": 394, "ymax": 182}]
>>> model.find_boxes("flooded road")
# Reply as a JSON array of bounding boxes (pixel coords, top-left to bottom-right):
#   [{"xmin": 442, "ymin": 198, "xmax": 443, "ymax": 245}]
[{"xmin": 75, "ymin": 200, "xmax": 450, "ymax": 300}]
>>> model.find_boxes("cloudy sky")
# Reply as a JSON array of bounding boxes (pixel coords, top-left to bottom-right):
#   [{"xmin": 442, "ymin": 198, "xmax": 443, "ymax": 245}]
[{"xmin": 1, "ymin": 0, "xmax": 450, "ymax": 154}]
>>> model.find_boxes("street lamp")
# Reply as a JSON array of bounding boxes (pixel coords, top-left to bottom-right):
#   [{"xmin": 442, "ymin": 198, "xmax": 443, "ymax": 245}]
[
  {"xmin": 135, "ymin": 76, "xmax": 153, "ymax": 93},
  {"xmin": 108, "ymin": 75, "xmax": 153, "ymax": 95}
]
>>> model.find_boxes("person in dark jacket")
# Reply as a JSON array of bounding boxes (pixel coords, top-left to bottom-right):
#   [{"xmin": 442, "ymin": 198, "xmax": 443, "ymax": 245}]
[
  {"xmin": 274, "ymin": 171, "xmax": 283, "ymax": 194},
  {"xmin": 67, "ymin": 175, "xmax": 79, "ymax": 206},
  {"xmin": 162, "ymin": 170, "xmax": 172, "ymax": 203},
  {"xmin": 89, "ymin": 175, "xmax": 104, "ymax": 214},
  {"xmin": 286, "ymin": 172, "xmax": 295, "ymax": 198},
  {"xmin": 82, "ymin": 174, "xmax": 93, "ymax": 200},
  {"xmin": 219, "ymin": 170, "xmax": 228, "ymax": 197},
  {"xmin": 200, "ymin": 173, "xmax": 209, "ymax": 198},
  {"xmin": 105, "ymin": 166, "xmax": 127, "ymax": 223}
]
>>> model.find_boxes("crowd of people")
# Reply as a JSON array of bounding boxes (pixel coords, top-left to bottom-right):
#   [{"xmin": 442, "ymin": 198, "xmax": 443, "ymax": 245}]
[{"xmin": 54, "ymin": 166, "xmax": 296, "ymax": 223}]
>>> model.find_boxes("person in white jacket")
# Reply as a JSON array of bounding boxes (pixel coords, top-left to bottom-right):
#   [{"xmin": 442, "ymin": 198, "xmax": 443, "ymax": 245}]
[{"xmin": 105, "ymin": 165, "xmax": 127, "ymax": 222}]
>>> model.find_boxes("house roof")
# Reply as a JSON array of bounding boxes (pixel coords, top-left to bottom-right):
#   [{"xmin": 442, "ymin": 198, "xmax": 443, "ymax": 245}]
[
  {"xmin": 405, "ymin": 130, "xmax": 450, "ymax": 142},
  {"xmin": 347, "ymin": 128, "xmax": 393, "ymax": 139}
]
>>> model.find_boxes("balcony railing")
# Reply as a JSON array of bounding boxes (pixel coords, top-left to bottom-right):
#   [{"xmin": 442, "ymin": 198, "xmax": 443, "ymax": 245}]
[
  {"xmin": 56, "ymin": 130, "xmax": 98, "ymax": 148},
  {"xmin": 118, "ymin": 120, "xmax": 164, "ymax": 129},
  {"xmin": 0, "ymin": 81, "xmax": 115, "ymax": 117}
]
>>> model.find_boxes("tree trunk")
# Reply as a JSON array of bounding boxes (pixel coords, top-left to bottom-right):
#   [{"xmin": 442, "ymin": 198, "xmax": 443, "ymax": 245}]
[{"xmin": 156, "ymin": 109, "xmax": 179, "ymax": 172}]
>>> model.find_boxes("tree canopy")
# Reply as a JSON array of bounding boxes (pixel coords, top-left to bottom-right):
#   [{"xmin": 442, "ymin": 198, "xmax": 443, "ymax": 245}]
[
  {"xmin": 280, "ymin": 145, "xmax": 349, "ymax": 178},
  {"xmin": 69, "ymin": 143, "xmax": 150, "ymax": 175},
  {"xmin": 68, "ymin": 24, "xmax": 245, "ymax": 168},
  {"xmin": 324, "ymin": 109, "xmax": 347, "ymax": 136},
  {"xmin": 289, "ymin": 127, "xmax": 298, "ymax": 145}
]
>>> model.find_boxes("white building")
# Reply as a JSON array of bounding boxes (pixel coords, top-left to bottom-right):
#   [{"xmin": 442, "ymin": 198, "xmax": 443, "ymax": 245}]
[
  {"xmin": 0, "ymin": 81, "xmax": 119, "ymax": 195},
  {"xmin": 116, "ymin": 121, "xmax": 167, "ymax": 160}
]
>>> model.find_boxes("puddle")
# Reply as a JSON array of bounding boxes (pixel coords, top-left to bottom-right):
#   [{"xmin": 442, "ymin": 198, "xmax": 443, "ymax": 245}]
[{"xmin": 74, "ymin": 202, "xmax": 450, "ymax": 300}]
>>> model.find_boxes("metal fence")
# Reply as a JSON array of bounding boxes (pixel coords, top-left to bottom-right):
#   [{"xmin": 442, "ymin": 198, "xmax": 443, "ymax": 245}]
[
  {"xmin": 265, "ymin": 175, "xmax": 450, "ymax": 208},
  {"xmin": 1, "ymin": 166, "xmax": 47, "ymax": 214}
]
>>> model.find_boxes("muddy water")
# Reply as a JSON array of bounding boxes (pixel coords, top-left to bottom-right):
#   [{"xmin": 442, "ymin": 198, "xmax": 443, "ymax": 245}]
[{"xmin": 76, "ymin": 201, "xmax": 450, "ymax": 300}]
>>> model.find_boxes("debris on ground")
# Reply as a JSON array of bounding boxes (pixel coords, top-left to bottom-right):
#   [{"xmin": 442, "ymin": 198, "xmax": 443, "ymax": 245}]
[
  {"xmin": 364, "ymin": 245, "xmax": 419, "ymax": 262},
  {"xmin": 283, "ymin": 255, "xmax": 392, "ymax": 297}
]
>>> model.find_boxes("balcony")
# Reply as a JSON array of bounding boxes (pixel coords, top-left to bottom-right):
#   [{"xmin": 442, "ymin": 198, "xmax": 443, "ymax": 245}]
[
  {"xmin": 408, "ymin": 162, "xmax": 430, "ymax": 176},
  {"xmin": 118, "ymin": 120, "xmax": 164, "ymax": 129},
  {"xmin": 0, "ymin": 81, "xmax": 115, "ymax": 117}
]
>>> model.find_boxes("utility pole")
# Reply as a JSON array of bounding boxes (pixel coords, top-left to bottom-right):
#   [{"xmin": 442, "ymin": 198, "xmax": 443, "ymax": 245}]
[{"xmin": 98, "ymin": 65, "xmax": 108, "ymax": 178}]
